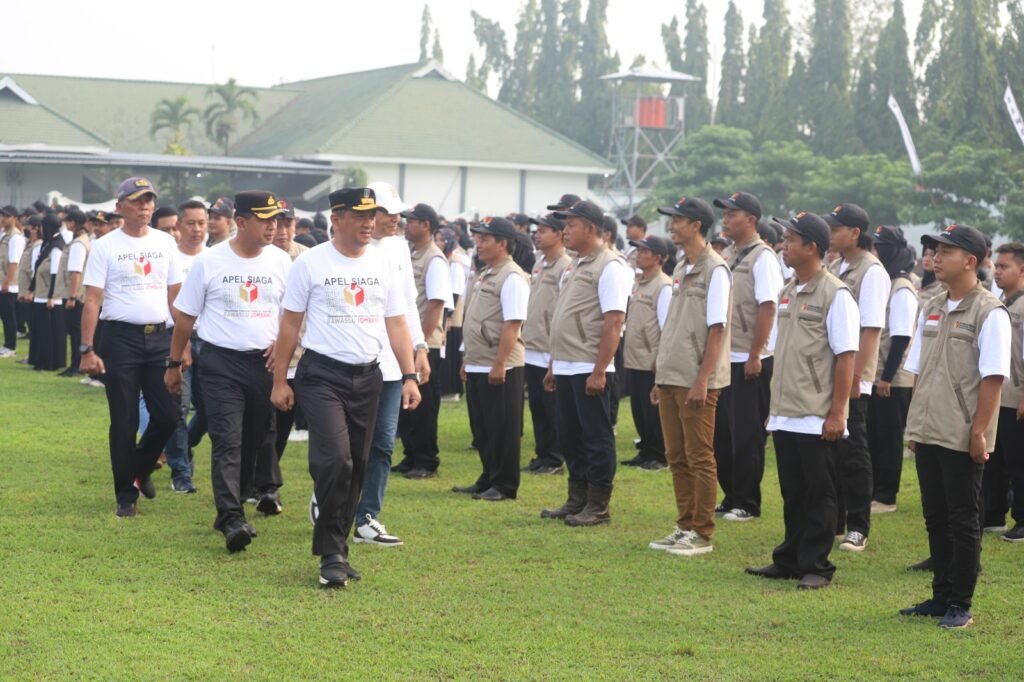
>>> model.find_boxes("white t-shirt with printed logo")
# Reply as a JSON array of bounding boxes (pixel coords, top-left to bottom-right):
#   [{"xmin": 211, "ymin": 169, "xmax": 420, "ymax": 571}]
[
  {"xmin": 170, "ymin": 247, "xmax": 204, "ymax": 329},
  {"xmin": 83, "ymin": 228, "xmax": 182, "ymax": 324},
  {"xmin": 282, "ymin": 241, "xmax": 405, "ymax": 366},
  {"xmin": 173, "ymin": 241, "xmax": 290, "ymax": 351}
]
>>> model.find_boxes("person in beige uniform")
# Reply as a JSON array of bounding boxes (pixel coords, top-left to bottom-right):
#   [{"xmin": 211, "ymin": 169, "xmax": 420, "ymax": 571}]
[
  {"xmin": 16, "ymin": 216, "xmax": 42, "ymax": 365},
  {"xmin": 57, "ymin": 209, "xmax": 92, "ymax": 377},
  {"xmin": 453, "ymin": 217, "xmax": 530, "ymax": 501},
  {"xmin": 901, "ymin": 224, "xmax": 1010, "ymax": 629},
  {"xmin": 0, "ymin": 206, "xmax": 26, "ymax": 357},
  {"xmin": 745, "ymin": 212, "xmax": 858, "ymax": 590},
  {"xmin": 648, "ymin": 197, "xmax": 732, "ymax": 556},
  {"xmin": 623, "ymin": 235, "xmax": 672, "ymax": 471},
  {"xmin": 522, "ymin": 213, "xmax": 571, "ymax": 474}
]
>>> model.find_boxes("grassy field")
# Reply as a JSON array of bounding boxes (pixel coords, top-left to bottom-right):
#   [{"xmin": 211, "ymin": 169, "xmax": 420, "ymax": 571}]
[{"xmin": 1, "ymin": 356, "xmax": 1022, "ymax": 680}]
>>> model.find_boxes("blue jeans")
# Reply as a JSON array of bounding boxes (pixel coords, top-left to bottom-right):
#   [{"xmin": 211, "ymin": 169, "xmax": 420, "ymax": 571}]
[
  {"xmin": 187, "ymin": 338, "xmax": 209, "ymax": 448},
  {"xmin": 355, "ymin": 380, "xmax": 402, "ymax": 525},
  {"xmin": 164, "ymin": 364, "xmax": 194, "ymax": 483}
]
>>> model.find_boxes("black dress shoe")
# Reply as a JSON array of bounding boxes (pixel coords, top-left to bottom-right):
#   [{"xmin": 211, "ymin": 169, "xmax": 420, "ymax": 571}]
[
  {"xmin": 452, "ymin": 483, "xmax": 484, "ymax": 494},
  {"xmin": 797, "ymin": 574, "xmax": 831, "ymax": 590},
  {"xmin": 319, "ymin": 554, "xmax": 349, "ymax": 588},
  {"xmin": 343, "ymin": 562, "xmax": 361, "ymax": 581},
  {"xmin": 472, "ymin": 487, "xmax": 512, "ymax": 501},
  {"xmin": 531, "ymin": 464, "xmax": 564, "ymax": 475},
  {"xmin": 224, "ymin": 523, "xmax": 252, "ymax": 553},
  {"xmin": 244, "ymin": 523, "xmax": 258, "ymax": 538},
  {"xmin": 907, "ymin": 557, "xmax": 933, "ymax": 572},
  {"xmin": 404, "ymin": 468, "xmax": 437, "ymax": 480},
  {"xmin": 391, "ymin": 460, "xmax": 413, "ymax": 474},
  {"xmin": 135, "ymin": 475, "xmax": 156, "ymax": 500},
  {"xmin": 745, "ymin": 564, "xmax": 797, "ymax": 580},
  {"xmin": 116, "ymin": 502, "xmax": 137, "ymax": 518}
]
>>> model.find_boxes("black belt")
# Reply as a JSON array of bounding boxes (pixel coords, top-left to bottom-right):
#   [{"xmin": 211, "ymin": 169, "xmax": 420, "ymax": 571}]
[
  {"xmin": 304, "ymin": 349, "xmax": 379, "ymax": 375},
  {"xmin": 203, "ymin": 342, "xmax": 267, "ymax": 359},
  {"xmin": 105, "ymin": 320, "xmax": 166, "ymax": 335}
]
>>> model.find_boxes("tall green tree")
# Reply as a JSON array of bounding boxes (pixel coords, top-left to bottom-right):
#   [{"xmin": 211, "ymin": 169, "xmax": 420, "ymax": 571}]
[
  {"xmin": 804, "ymin": 0, "xmax": 856, "ymax": 155},
  {"xmin": 469, "ymin": 11, "xmax": 511, "ymax": 94},
  {"xmin": 534, "ymin": 0, "xmax": 571, "ymax": 133},
  {"xmin": 577, "ymin": 0, "xmax": 618, "ymax": 153},
  {"xmin": 715, "ymin": 1, "xmax": 745, "ymax": 127},
  {"xmin": 149, "ymin": 95, "xmax": 199, "ymax": 155},
  {"xmin": 859, "ymin": 0, "xmax": 918, "ymax": 156},
  {"xmin": 419, "ymin": 4, "xmax": 433, "ymax": 62},
  {"xmin": 499, "ymin": 0, "xmax": 539, "ymax": 115},
  {"xmin": 681, "ymin": 0, "xmax": 711, "ymax": 131},
  {"xmin": 203, "ymin": 78, "xmax": 259, "ymax": 156},
  {"xmin": 744, "ymin": 0, "xmax": 794, "ymax": 144},
  {"xmin": 431, "ymin": 28, "xmax": 444, "ymax": 63}
]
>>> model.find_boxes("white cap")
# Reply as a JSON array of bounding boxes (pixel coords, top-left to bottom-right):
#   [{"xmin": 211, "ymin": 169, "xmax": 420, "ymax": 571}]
[{"xmin": 367, "ymin": 181, "xmax": 411, "ymax": 215}]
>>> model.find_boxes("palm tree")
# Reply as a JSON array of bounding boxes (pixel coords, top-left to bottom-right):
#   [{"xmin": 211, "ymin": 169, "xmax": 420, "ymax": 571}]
[
  {"xmin": 203, "ymin": 78, "xmax": 260, "ymax": 156},
  {"xmin": 149, "ymin": 96, "xmax": 200, "ymax": 152}
]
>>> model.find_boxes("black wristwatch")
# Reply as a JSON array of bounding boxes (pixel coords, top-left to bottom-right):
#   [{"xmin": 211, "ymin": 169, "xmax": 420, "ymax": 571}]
[
  {"xmin": 165, "ymin": 357, "xmax": 183, "ymax": 369},
  {"xmin": 402, "ymin": 373, "xmax": 418, "ymax": 383},
  {"xmin": 79, "ymin": 344, "xmax": 93, "ymax": 355}
]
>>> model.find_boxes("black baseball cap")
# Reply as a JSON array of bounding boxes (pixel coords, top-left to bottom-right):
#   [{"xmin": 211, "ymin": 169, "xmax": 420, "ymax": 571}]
[
  {"xmin": 511, "ymin": 213, "xmax": 530, "ymax": 226},
  {"xmin": 0, "ymin": 205, "xmax": 18, "ymax": 217},
  {"xmin": 921, "ymin": 224, "xmax": 988, "ymax": 261},
  {"xmin": 824, "ymin": 203, "xmax": 870, "ymax": 232},
  {"xmin": 277, "ymin": 199, "xmax": 296, "ymax": 219},
  {"xmin": 553, "ymin": 200, "xmax": 604, "ymax": 228},
  {"xmin": 713, "ymin": 191, "xmax": 762, "ymax": 220},
  {"xmin": 547, "ymin": 193, "xmax": 582, "ymax": 211},
  {"xmin": 629, "ymin": 235, "xmax": 670, "ymax": 257},
  {"xmin": 785, "ymin": 211, "xmax": 831, "ymax": 256},
  {"xmin": 235, "ymin": 191, "xmax": 287, "ymax": 219},
  {"xmin": 471, "ymin": 216, "xmax": 518, "ymax": 241},
  {"xmin": 209, "ymin": 197, "xmax": 234, "ymax": 218},
  {"xmin": 711, "ymin": 234, "xmax": 732, "ymax": 248},
  {"xmin": 529, "ymin": 213, "xmax": 566, "ymax": 231},
  {"xmin": 329, "ymin": 187, "xmax": 377, "ymax": 213},
  {"xmin": 871, "ymin": 224, "xmax": 907, "ymax": 248},
  {"xmin": 65, "ymin": 208, "xmax": 87, "ymax": 225},
  {"xmin": 87, "ymin": 210, "xmax": 110, "ymax": 224},
  {"xmin": 620, "ymin": 214, "xmax": 647, "ymax": 229},
  {"xmin": 400, "ymin": 202, "xmax": 440, "ymax": 228},
  {"xmin": 658, "ymin": 196, "xmax": 716, "ymax": 232}
]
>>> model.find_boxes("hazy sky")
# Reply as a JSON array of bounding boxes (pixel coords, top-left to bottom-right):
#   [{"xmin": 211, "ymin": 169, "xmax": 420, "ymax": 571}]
[{"xmin": 5, "ymin": 0, "xmax": 923, "ymax": 94}]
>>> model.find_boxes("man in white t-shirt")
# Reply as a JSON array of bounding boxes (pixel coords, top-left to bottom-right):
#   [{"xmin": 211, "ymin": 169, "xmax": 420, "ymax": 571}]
[
  {"xmin": 165, "ymin": 191, "xmax": 291, "ymax": 552},
  {"xmin": 80, "ymin": 177, "xmax": 183, "ymax": 518},
  {"xmin": 0, "ymin": 206, "xmax": 26, "ymax": 356},
  {"xmin": 271, "ymin": 186, "xmax": 420, "ymax": 588},
  {"xmin": 746, "ymin": 212, "xmax": 859, "ymax": 590}
]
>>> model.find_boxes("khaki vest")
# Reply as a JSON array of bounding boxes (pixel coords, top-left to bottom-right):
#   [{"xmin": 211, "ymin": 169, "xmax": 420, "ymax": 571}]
[
  {"xmin": 656, "ymin": 244, "xmax": 732, "ymax": 388},
  {"xmin": 449, "ymin": 248, "xmax": 471, "ymax": 328},
  {"xmin": 410, "ymin": 241, "xmax": 448, "ymax": 348},
  {"xmin": 522, "ymin": 251, "xmax": 571, "ymax": 354},
  {"xmin": 723, "ymin": 237, "xmax": 775, "ymax": 356},
  {"xmin": 770, "ymin": 268, "xmax": 852, "ymax": 420},
  {"xmin": 829, "ymin": 250, "xmax": 884, "ymax": 384},
  {"xmin": 58, "ymin": 233, "xmax": 91, "ymax": 302},
  {"xmin": 18, "ymin": 239, "xmax": 40, "ymax": 293},
  {"xmin": 33, "ymin": 249, "xmax": 58, "ymax": 299},
  {"xmin": 286, "ymin": 240, "xmax": 308, "ymax": 260},
  {"xmin": 550, "ymin": 244, "xmax": 624, "ymax": 363},
  {"xmin": 1001, "ymin": 290, "xmax": 1024, "ymax": 409},
  {"xmin": 0, "ymin": 229, "xmax": 10, "ymax": 269},
  {"xmin": 918, "ymin": 279, "xmax": 944, "ymax": 306},
  {"xmin": 875, "ymin": 275, "xmax": 916, "ymax": 387},
  {"xmin": 462, "ymin": 256, "xmax": 528, "ymax": 368},
  {"xmin": 624, "ymin": 270, "xmax": 671, "ymax": 371},
  {"xmin": 905, "ymin": 283, "xmax": 1005, "ymax": 452}
]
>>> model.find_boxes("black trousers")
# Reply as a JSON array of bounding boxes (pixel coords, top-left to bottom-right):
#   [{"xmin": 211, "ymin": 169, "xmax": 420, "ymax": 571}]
[
  {"xmin": 627, "ymin": 368, "xmax": 665, "ymax": 463},
  {"xmin": 253, "ymin": 378, "xmax": 296, "ymax": 495},
  {"xmin": 772, "ymin": 430, "xmax": 839, "ymax": 580},
  {"xmin": 836, "ymin": 395, "xmax": 872, "ymax": 536},
  {"xmin": 297, "ymin": 351, "xmax": 382, "ymax": 558},
  {"xmin": 466, "ymin": 367, "xmax": 524, "ymax": 497},
  {"xmin": 867, "ymin": 387, "xmax": 912, "ymax": 505},
  {"xmin": 397, "ymin": 347, "xmax": 441, "ymax": 471},
  {"xmin": 0, "ymin": 291, "xmax": 17, "ymax": 350},
  {"xmin": 30, "ymin": 302, "xmax": 66, "ymax": 370},
  {"xmin": 200, "ymin": 343, "xmax": 276, "ymax": 531},
  {"xmin": 982, "ymin": 407, "xmax": 1024, "ymax": 527},
  {"xmin": 714, "ymin": 358, "xmax": 772, "ymax": 515},
  {"xmin": 915, "ymin": 443, "xmax": 984, "ymax": 609},
  {"xmin": 439, "ymin": 327, "xmax": 464, "ymax": 396},
  {"xmin": 609, "ymin": 343, "xmax": 624, "ymax": 426},
  {"xmin": 555, "ymin": 373, "xmax": 616, "ymax": 486},
  {"xmin": 99, "ymin": 321, "xmax": 178, "ymax": 505},
  {"xmin": 64, "ymin": 302, "xmax": 83, "ymax": 370},
  {"xmin": 524, "ymin": 363, "xmax": 562, "ymax": 466}
]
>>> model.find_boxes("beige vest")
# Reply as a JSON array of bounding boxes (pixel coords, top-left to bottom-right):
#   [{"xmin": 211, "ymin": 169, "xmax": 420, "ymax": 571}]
[
  {"xmin": 723, "ymin": 237, "xmax": 775, "ymax": 356},
  {"xmin": 286, "ymin": 240, "xmax": 308, "ymax": 260},
  {"xmin": 1001, "ymin": 290, "xmax": 1024, "ymax": 409},
  {"xmin": 656, "ymin": 244, "xmax": 732, "ymax": 388},
  {"xmin": 830, "ymin": 250, "xmax": 884, "ymax": 385},
  {"xmin": 58, "ymin": 233, "xmax": 91, "ymax": 302},
  {"xmin": 918, "ymin": 279, "xmax": 944, "ymax": 306},
  {"xmin": 411, "ymin": 241, "xmax": 448, "ymax": 348},
  {"xmin": 18, "ymin": 239, "xmax": 40, "ymax": 293},
  {"xmin": 905, "ymin": 284, "xmax": 1005, "ymax": 452},
  {"xmin": 770, "ymin": 268, "xmax": 851, "ymax": 420},
  {"xmin": 875, "ymin": 275, "xmax": 916, "ymax": 387},
  {"xmin": 550, "ymin": 244, "xmax": 623, "ymax": 363},
  {"xmin": 522, "ymin": 251, "xmax": 571, "ymax": 354},
  {"xmin": 33, "ymin": 249, "xmax": 58, "ymax": 300},
  {"xmin": 462, "ymin": 256, "xmax": 528, "ymax": 368},
  {"xmin": 0, "ymin": 229, "xmax": 10, "ymax": 269},
  {"xmin": 624, "ymin": 270, "xmax": 671, "ymax": 371},
  {"xmin": 449, "ymin": 248, "xmax": 471, "ymax": 328}
]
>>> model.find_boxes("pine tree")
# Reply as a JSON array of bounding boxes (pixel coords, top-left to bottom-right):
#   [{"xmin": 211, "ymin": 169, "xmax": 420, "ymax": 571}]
[
  {"xmin": 715, "ymin": 1, "xmax": 745, "ymax": 127},
  {"xmin": 804, "ymin": 0, "xmax": 855, "ymax": 155},
  {"xmin": 577, "ymin": 0, "xmax": 618, "ymax": 153},
  {"xmin": 499, "ymin": 0, "xmax": 540, "ymax": 115},
  {"xmin": 744, "ymin": 0, "xmax": 794, "ymax": 144},
  {"xmin": 863, "ymin": 0, "xmax": 918, "ymax": 156},
  {"xmin": 419, "ymin": 4, "xmax": 433, "ymax": 62},
  {"xmin": 465, "ymin": 54, "xmax": 486, "ymax": 92},
  {"xmin": 470, "ymin": 10, "xmax": 511, "ymax": 92},
  {"xmin": 681, "ymin": 0, "xmax": 711, "ymax": 131},
  {"xmin": 533, "ymin": 0, "xmax": 568, "ymax": 133}
]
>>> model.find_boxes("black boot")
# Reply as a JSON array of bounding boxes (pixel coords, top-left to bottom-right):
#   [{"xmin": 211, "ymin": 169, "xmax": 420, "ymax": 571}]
[
  {"xmin": 540, "ymin": 479, "xmax": 588, "ymax": 519},
  {"xmin": 565, "ymin": 483, "xmax": 613, "ymax": 527}
]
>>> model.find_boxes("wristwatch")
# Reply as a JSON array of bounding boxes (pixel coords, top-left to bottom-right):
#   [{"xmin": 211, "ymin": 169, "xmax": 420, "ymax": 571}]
[
  {"xmin": 402, "ymin": 373, "xmax": 419, "ymax": 383},
  {"xmin": 165, "ymin": 357, "xmax": 183, "ymax": 369},
  {"xmin": 414, "ymin": 343, "xmax": 428, "ymax": 352},
  {"xmin": 79, "ymin": 344, "xmax": 93, "ymax": 354}
]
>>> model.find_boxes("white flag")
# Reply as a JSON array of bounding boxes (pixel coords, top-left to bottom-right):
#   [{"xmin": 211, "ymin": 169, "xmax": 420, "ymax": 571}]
[
  {"xmin": 1003, "ymin": 84, "xmax": 1024, "ymax": 148},
  {"xmin": 887, "ymin": 94, "xmax": 922, "ymax": 177}
]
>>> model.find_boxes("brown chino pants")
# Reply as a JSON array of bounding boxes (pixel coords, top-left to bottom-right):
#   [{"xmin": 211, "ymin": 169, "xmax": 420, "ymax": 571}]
[{"xmin": 658, "ymin": 385, "xmax": 720, "ymax": 540}]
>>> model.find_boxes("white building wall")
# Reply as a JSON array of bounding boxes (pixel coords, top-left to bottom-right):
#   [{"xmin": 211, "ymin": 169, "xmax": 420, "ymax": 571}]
[
  {"xmin": 1, "ymin": 165, "xmax": 84, "ymax": 207},
  {"xmin": 523, "ymin": 170, "xmax": 589, "ymax": 216},
  {"xmin": 463, "ymin": 167, "xmax": 519, "ymax": 217},
  {"xmin": 402, "ymin": 164, "xmax": 464, "ymax": 217}
]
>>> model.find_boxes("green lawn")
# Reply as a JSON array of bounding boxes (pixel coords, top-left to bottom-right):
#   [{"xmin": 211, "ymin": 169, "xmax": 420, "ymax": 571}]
[{"xmin": 1, "ymin": 357, "xmax": 1022, "ymax": 680}]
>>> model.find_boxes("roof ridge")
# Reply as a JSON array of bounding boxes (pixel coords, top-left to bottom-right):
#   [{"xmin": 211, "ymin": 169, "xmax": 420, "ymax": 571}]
[
  {"xmin": 274, "ymin": 61, "xmax": 425, "ymax": 89},
  {"xmin": 315, "ymin": 68, "xmax": 423, "ymax": 154},
  {"xmin": 2, "ymin": 71, "xmax": 300, "ymax": 93}
]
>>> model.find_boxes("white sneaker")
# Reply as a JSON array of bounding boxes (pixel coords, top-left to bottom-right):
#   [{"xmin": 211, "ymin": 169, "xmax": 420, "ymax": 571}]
[
  {"xmin": 288, "ymin": 429, "xmax": 309, "ymax": 442},
  {"xmin": 723, "ymin": 508, "xmax": 755, "ymax": 522},
  {"xmin": 838, "ymin": 531, "xmax": 867, "ymax": 552},
  {"xmin": 665, "ymin": 534, "xmax": 713, "ymax": 556},
  {"xmin": 871, "ymin": 500, "xmax": 897, "ymax": 514},
  {"xmin": 87, "ymin": 379, "xmax": 105, "ymax": 388},
  {"xmin": 983, "ymin": 524, "xmax": 1008, "ymax": 533},
  {"xmin": 648, "ymin": 527, "xmax": 694, "ymax": 551},
  {"xmin": 353, "ymin": 514, "xmax": 404, "ymax": 546},
  {"xmin": 0, "ymin": 348, "xmax": 15, "ymax": 358}
]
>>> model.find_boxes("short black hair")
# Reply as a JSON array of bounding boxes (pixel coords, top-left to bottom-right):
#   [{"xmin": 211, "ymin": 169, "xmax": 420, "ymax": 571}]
[
  {"xmin": 995, "ymin": 241, "xmax": 1024, "ymax": 264},
  {"xmin": 856, "ymin": 230, "xmax": 873, "ymax": 250},
  {"xmin": 178, "ymin": 200, "xmax": 207, "ymax": 213},
  {"xmin": 797, "ymin": 232, "xmax": 826, "ymax": 259},
  {"xmin": 151, "ymin": 206, "xmax": 178, "ymax": 227}
]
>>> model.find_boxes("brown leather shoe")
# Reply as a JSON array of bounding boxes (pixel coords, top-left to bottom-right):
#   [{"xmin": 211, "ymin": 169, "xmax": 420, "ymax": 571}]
[
  {"xmin": 540, "ymin": 480, "xmax": 588, "ymax": 519},
  {"xmin": 565, "ymin": 483, "xmax": 612, "ymax": 527},
  {"xmin": 472, "ymin": 488, "xmax": 512, "ymax": 501},
  {"xmin": 745, "ymin": 564, "xmax": 798, "ymax": 580}
]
